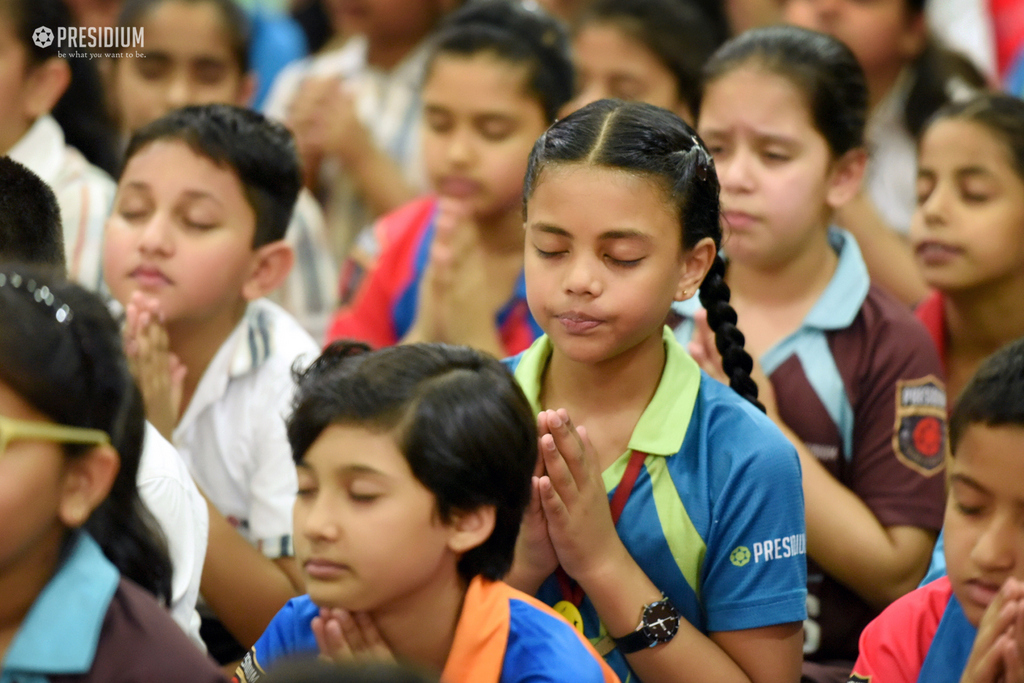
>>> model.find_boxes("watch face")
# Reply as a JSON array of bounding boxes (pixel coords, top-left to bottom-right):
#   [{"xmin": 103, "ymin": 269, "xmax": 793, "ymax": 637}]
[{"xmin": 642, "ymin": 601, "xmax": 680, "ymax": 642}]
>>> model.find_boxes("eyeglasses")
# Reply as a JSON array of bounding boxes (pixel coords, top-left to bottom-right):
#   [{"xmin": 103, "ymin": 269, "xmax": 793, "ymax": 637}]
[{"xmin": 0, "ymin": 415, "xmax": 110, "ymax": 455}]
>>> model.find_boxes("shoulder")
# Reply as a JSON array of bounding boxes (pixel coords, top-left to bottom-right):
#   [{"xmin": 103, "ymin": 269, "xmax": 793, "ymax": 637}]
[
  {"xmin": 85, "ymin": 579, "xmax": 227, "ymax": 683},
  {"xmin": 252, "ymin": 299, "xmax": 321, "ymax": 370},
  {"xmin": 850, "ymin": 285, "xmax": 940, "ymax": 358},
  {"xmin": 254, "ymin": 595, "xmax": 321, "ymax": 662},
  {"xmin": 851, "ymin": 578, "xmax": 954, "ymax": 682}
]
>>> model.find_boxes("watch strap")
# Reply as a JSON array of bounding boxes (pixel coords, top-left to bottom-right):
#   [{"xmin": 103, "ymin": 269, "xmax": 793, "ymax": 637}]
[{"xmin": 613, "ymin": 627, "xmax": 654, "ymax": 654}]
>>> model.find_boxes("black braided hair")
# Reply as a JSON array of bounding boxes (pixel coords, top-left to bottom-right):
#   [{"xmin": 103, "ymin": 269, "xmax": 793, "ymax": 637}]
[{"xmin": 523, "ymin": 98, "xmax": 763, "ymax": 410}]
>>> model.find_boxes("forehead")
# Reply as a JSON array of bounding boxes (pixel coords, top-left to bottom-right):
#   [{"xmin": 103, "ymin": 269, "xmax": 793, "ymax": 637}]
[
  {"xmin": 301, "ymin": 423, "xmax": 412, "ymax": 476},
  {"xmin": 950, "ymin": 424, "xmax": 1024, "ymax": 493},
  {"xmin": 700, "ymin": 65, "xmax": 819, "ymax": 138},
  {"xmin": 120, "ymin": 139, "xmax": 249, "ymax": 204},
  {"xmin": 920, "ymin": 118, "xmax": 1021, "ymax": 176},
  {"xmin": 138, "ymin": 0, "xmax": 240, "ymax": 59},
  {"xmin": 527, "ymin": 164, "xmax": 678, "ymax": 236},
  {"xmin": 423, "ymin": 53, "xmax": 534, "ymax": 109}
]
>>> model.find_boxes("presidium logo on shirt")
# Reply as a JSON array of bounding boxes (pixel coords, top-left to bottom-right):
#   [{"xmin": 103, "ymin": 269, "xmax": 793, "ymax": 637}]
[
  {"xmin": 893, "ymin": 376, "xmax": 948, "ymax": 477},
  {"xmin": 730, "ymin": 534, "xmax": 806, "ymax": 567}
]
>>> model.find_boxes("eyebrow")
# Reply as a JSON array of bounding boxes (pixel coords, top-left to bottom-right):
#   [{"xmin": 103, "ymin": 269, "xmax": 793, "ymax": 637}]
[
  {"xmin": 949, "ymin": 473, "xmax": 988, "ymax": 493},
  {"xmin": 530, "ymin": 223, "xmax": 653, "ymax": 242},
  {"xmin": 296, "ymin": 462, "xmax": 388, "ymax": 478}
]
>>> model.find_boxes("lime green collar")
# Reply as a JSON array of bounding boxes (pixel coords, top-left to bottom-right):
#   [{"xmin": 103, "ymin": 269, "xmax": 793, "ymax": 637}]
[{"xmin": 513, "ymin": 326, "xmax": 700, "ymax": 458}]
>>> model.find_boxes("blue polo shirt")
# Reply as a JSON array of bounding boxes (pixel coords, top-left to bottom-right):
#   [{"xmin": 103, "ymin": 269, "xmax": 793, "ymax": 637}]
[
  {"xmin": 1, "ymin": 533, "xmax": 226, "ymax": 683},
  {"xmin": 506, "ymin": 327, "xmax": 807, "ymax": 682}
]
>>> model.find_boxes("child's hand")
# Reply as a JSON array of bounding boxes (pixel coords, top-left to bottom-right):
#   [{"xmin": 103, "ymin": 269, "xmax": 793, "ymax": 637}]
[
  {"xmin": 312, "ymin": 607, "xmax": 394, "ymax": 664},
  {"xmin": 315, "ymin": 84, "xmax": 373, "ymax": 168},
  {"xmin": 513, "ymin": 418, "xmax": 560, "ymax": 584},
  {"xmin": 536, "ymin": 409, "xmax": 626, "ymax": 584},
  {"xmin": 688, "ymin": 309, "xmax": 780, "ymax": 420},
  {"xmin": 961, "ymin": 578, "xmax": 1024, "ymax": 683},
  {"xmin": 123, "ymin": 292, "xmax": 186, "ymax": 440}
]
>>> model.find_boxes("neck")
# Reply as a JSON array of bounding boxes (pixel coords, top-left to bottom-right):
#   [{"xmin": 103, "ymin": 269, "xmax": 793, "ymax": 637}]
[
  {"xmin": 366, "ymin": 36, "xmax": 420, "ymax": 70},
  {"xmin": 727, "ymin": 227, "xmax": 838, "ymax": 308},
  {"xmin": 866, "ymin": 64, "xmax": 905, "ymax": 114},
  {"xmin": 543, "ymin": 330, "xmax": 665, "ymax": 426},
  {"xmin": 944, "ymin": 279, "xmax": 1024, "ymax": 357},
  {"xmin": 476, "ymin": 205, "xmax": 527, "ymax": 256},
  {"xmin": 369, "ymin": 568, "xmax": 467, "ymax": 674},
  {"xmin": 0, "ymin": 527, "xmax": 64, "ymax": 662},
  {"xmin": 166, "ymin": 300, "xmax": 249, "ymax": 418}
]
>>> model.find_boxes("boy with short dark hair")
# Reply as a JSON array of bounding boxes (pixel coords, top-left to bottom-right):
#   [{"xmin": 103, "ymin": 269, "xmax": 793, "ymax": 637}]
[
  {"xmin": 234, "ymin": 342, "xmax": 619, "ymax": 683},
  {"xmin": 103, "ymin": 103, "xmax": 320, "ymax": 658},
  {"xmin": 849, "ymin": 336, "xmax": 1024, "ymax": 682}
]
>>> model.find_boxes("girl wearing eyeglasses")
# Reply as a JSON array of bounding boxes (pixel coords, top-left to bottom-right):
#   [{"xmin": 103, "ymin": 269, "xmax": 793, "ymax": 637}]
[{"xmin": 0, "ymin": 265, "xmax": 225, "ymax": 681}]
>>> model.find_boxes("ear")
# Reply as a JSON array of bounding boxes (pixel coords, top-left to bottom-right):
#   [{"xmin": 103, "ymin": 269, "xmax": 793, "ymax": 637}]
[
  {"xmin": 674, "ymin": 236, "xmax": 716, "ymax": 302},
  {"xmin": 58, "ymin": 445, "xmax": 120, "ymax": 528},
  {"xmin": 900, "ymin": 10, "xmax": 928, "ymax": 60},
  {"xmin": 825, "ymin": 148, "xmax": 867, "ymax": 210},
  {"xmin": 237, "ymin": 71, "xmax": 258, "ymax": 108},
  {"xmin": 241, "ymin": 240, "xmax": 295, "ymax": 300},
  {"xmin": 24, "ymin": 57, "xmax": 72, "ymax": 120},
  {"xmin": 445, "ymin": 505, "xmax": 496, "ymax": 556}
]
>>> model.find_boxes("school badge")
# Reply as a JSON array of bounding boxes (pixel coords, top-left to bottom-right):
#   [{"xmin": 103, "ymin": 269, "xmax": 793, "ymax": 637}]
[{"xmin": 892, "ymin": 375, "xmax": 948, "ymax": 476}]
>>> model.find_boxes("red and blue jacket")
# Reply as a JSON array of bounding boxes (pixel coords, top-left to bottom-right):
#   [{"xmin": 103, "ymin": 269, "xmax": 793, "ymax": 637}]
[{"xmin": 326, "ymin": 196, "xmax": 541, "ymax": 354}]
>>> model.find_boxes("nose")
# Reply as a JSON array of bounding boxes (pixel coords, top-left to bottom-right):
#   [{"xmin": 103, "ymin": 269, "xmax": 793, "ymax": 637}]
[
  {"xmin": 445, "ymin": 125, "xmax": 476, "ymax": 168},
  {"xmin": 165, "ymin": 69, "xmax": 192, "ymax": 111},
  {"xmin": 717, "ymin": 147, "xmax": 756, "ymax": 195},
  {"xmin": 917, "ymin": 180, "xmax": 950, "ymax": 230},
  {"xmin": 299, "ymin": 491, "xmax": 340, "ymax": 543},
  {"xmin": 563, "ymin": 253, "xmax": 602, "ymax": 297},
  {"xmin": 970, "ymin": 511, "xmax": 1017, "ymax": 574},
  {"xmin": 137, "ymin": 213, "xmax": 175, "ymax": 256}
]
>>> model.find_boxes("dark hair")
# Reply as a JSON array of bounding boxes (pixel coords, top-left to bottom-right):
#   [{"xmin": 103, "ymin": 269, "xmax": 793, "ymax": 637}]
[
  {"xmin": 123, "ymin": 104, "xmax": 302, "ymax": 247},
  {"xmin": 287, "ymin": 341, "xmax": 537, "ymax": 582},
  {"xmin": 703, "ymin": 25, "xmax": 868, "ymax": 158},
  {"xmin": 0, "ymin": 265, "xmax": 173, "ymax": 603},
  {"xmin": 949, "ymin": 336, "xmax": 1024, "ymax": 453},
  {"xmin": 0, "ymin": 157, "xmax": 66, "ymax": 270},
  {"xmin": 896, "ymin": 0, "xmax": 987, "ymax": 138},
  {"xmin": 426, "ymin": 0, "xmax": 575, "ymax": 123},
  {"xmin": 116, "ymin": 0, "xmax": 251, "ymax": 72},
  {"xmin": 523, "ymin": 99, "xmax": 762, "ymax": 409},
  {"xmin": 921, "ymin": 93, "xmax": 1024, "ymax": 182},
  {"xmin": 0, "ymin": 0, "xmax": 120, "ymax": 174},
  {"xmin": 577, "ymin": 0, "xmax": 725, "ymax": 119},
  {"xmin": 267, "ymin": 659, "xmax": 438, "ymax": 683}
]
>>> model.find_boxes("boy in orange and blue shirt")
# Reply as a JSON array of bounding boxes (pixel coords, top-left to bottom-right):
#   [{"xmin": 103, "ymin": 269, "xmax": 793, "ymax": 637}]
[{"xmin": 235, "ymin": 342, "xmax": 619, "ymax": 683}]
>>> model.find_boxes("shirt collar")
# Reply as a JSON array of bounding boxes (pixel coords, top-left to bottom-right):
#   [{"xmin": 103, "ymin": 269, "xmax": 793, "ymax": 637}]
[
  {"xmin": 512, "ymin": 326, "xmax": 700, "ymax": 458},
  {"xmin": 7, "ymin": 115, "xmax": 65, "ymax": 185},
  {"xmin": 3, "ymin": 533, "xmax": 119, "ymax": 674},
  {"xmin": 672, "ymin": 227, "xmax": 869, "ymax": 331}
]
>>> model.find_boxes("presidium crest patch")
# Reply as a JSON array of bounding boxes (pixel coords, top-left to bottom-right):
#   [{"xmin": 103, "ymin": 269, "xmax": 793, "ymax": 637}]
[{"xmin": 893, "ymin": 375, "xmax": 948, "ymax": 476}]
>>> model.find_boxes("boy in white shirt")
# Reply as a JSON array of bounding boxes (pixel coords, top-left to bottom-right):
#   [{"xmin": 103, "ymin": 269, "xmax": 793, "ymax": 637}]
[{"xmin": 102, "ymin": 104, "xmax": 319, "ymax": 660}]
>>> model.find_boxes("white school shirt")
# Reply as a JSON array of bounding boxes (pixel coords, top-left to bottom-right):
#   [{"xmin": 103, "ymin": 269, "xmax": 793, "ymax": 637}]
[
  {"xmin": 7, "ymin": 115, "xmax": 115, "ymax": 292},
  {"xmin": 263, "ymin": 35, "xmax": 428, "ymax": 262},
  {"xmin": 172, "ymin": 298, "xmax": 319, "ymax": 558},
  {"xmin": 138, "ymin": 422, "xmax": 208, "ymax": 650}
]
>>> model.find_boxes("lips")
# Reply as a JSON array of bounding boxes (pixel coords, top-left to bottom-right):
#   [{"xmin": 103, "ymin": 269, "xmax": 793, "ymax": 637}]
[
  {"xmin": 437, "ymin": 176, "xmax": 482, "ymax": 199},
  {"xmin": 555, "ymin": 311, "xmax": 603, "ymax": 334},
  {"xmin": 722, "ymin": 211, "xmax": 759, "ymax": 231},
  {"xmin": 914, "ymin": 240, "xmax": 963, "ymax": 267},
  {"xmin": 303, "ymin": 559, "xmax": 351, "ymax": 581},
  {"xmin": 129, "ymin": 265, "xmax": 172, "ymax": 289},
  {"xmin": 962, "ymin": 578, "xmax": 1002, "ymax": 611}
]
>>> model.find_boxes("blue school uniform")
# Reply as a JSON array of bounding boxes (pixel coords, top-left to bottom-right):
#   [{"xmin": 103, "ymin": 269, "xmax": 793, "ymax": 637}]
[{"xmin": 505, "ymin": 327, "xmax": 808, "ymax": 682}]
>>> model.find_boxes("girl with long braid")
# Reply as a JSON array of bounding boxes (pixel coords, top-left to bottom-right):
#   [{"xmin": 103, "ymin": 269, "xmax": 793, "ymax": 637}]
[
  {"xmin": 505, "ymin": 98, "xmax": 807, "ymax": 683},
  {"xmin": 680, "ymin": 26, "xmax": 948, "ymax": 682}
]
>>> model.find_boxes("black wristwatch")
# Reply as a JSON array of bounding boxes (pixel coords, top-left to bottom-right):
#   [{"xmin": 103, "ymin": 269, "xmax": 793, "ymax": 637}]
[{"xmin": 612, "ymin": 595, "xmax": 681, "ymax": 654}]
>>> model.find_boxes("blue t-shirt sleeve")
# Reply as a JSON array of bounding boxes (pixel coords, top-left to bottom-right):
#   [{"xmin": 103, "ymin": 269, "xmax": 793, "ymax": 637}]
[
  {"xmin": 501, "ymin": 600, "xmax": 608, "ymax": 683},
  {"xmin": 701, "ymin": 404, "xmax": 808, "ymax": 632},
  {"xmin": 247, "ymin": 596, "xmax": 320, "ymax": 674}
]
